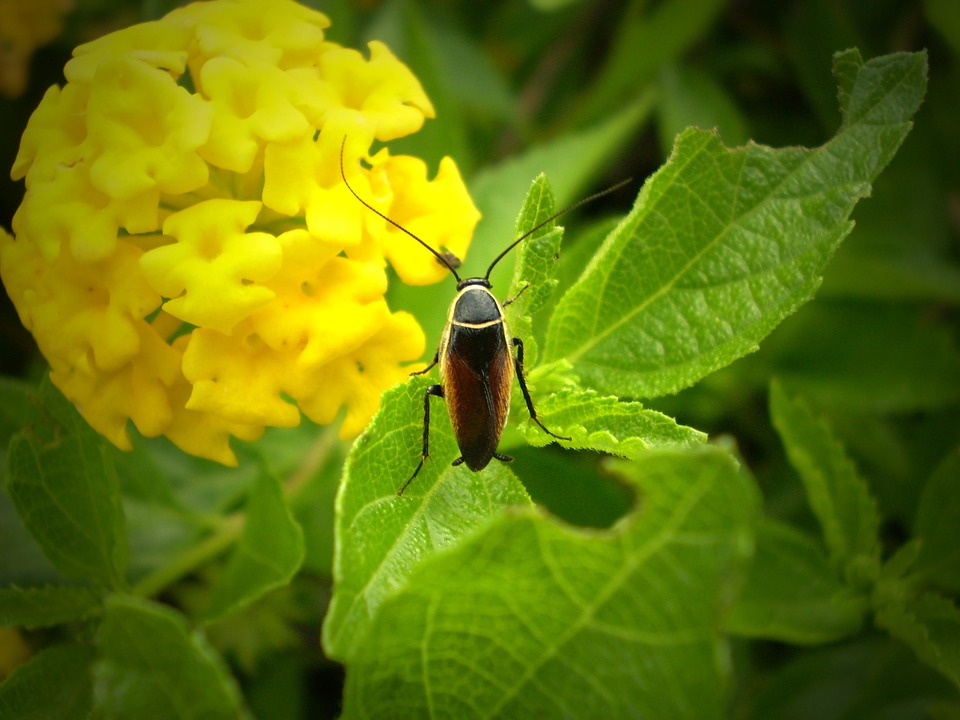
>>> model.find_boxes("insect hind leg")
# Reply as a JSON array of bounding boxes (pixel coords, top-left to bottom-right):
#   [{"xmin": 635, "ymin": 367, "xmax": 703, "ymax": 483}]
[
  {"xmin": 512, "ymin": 337, "xmax": 570, "ymax": 441},
  {"xmin": 398, "ymin": 384, "xmax": 444, "ymax": 496}
]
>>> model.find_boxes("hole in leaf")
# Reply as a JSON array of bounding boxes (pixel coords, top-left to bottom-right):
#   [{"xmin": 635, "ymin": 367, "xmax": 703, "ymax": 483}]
[{"xmin": 511, "ymin": 446, "xmax": 634, "ymax": 529}]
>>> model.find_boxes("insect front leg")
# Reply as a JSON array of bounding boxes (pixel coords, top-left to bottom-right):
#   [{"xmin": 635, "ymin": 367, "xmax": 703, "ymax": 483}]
[
  {"xmin": 512, "ymin": 337, "xmax": 570, "ymax": 441},
  {"xmin": 502, "ymin": 283, "xmax": 531, "ymax": 307},
  {"xmin": 410, "ymin": 350, "xmax": 439, "ymax": 377},
  {"xmin": 398, "ymin": 384, "xmax": 444, "ymax": 496}
]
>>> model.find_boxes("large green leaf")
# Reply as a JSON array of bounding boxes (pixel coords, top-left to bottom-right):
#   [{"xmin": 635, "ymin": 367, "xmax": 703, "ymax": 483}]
[
  {"xmin": 321, "ymin": 377, "xmax": 531, "ymax": 662},
  {"xmin": 544, "ymin": 50, "xmax": 927, "ymax": 398},
  {"xmin": 93, "ymin": 595, "xmax": 244, "ymax": 719},
  {"xmin": 5, "ymin": 379, "xmax": 128, "ymax": 589},
  {"xmin": 341, "ymin": 448, "xmax": 757, "ymax": 719}
]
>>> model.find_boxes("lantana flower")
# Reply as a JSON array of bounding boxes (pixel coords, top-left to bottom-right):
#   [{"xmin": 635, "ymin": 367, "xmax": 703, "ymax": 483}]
[{"xmin": 1, "ymin": 0, "xmax": 480, "ymax": 464}]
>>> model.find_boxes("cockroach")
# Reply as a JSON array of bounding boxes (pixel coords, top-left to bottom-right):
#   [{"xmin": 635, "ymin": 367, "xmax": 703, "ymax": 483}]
[{"xmin": 340, "ymin": 138, "xmax": 629, "ymax": 495}]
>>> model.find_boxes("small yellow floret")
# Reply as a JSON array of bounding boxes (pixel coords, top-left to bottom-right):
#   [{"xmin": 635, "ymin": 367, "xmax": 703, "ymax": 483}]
[{"xmin": 141, "ymin": 200, "xmax": 281, "ymax": 333}]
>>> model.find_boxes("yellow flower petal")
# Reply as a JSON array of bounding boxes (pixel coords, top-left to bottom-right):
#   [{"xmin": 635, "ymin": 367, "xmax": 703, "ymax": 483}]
[
  {"xmin": 50, "ymin": 321, "xmax": 182, "ymax": 449},
  {"xmin": 1, "ymin": 232, "xmax": 161, "ymax": 375},
  {"xmin": 181, "ymin": 325, "xmax": 301, "ymax": 428},
  {"xmin": 297, "ymin": 310, "xmax": 426, "ymax": 437},
  {"xmin": 64, "ymin": 18, "xmax": 190, "ymax": 84},
  {"xmin": 163, "ymin": 364, "xmax": 265, "ymax": 466},
  {"xmin": 253, "ymin": 254, "xmax": 390, "ymax": 369},
  {"xmin": 142, "ymin": 199, "xmax": 281, "ymax": 333},
  {"xmin": 198, "ymin": 57, "xmax": 311, "ymax": 173},
  {"xmin": 86, "ymin": 56, "xmax": 213, "ymax": 200},
  {"xmin": 367, "ymin": 151, "xmax": 480, "ymax": 285},
  {"xmin": 12, "ymin": 165, "xmax": 158, "ymax": 263},
  {"xmin": 11, "ymin": 83, "xmax": 87, "ymax": 184},
  {"xmin": 309, "ymin": 41, "xmax": 435, "ymax": 142},
  {"xmin": 182, "ymin": 0, "xmax": 330, "ymax": 71}
]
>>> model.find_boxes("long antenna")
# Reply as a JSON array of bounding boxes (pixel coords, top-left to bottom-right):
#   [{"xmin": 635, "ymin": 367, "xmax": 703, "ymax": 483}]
[
  {"xmin": 484, "ymin": 178, "xmax": 632, "ymax": 280},
  {"xmin": 339, "ymin": 136, "xmax": 462, "ymax": 282}
]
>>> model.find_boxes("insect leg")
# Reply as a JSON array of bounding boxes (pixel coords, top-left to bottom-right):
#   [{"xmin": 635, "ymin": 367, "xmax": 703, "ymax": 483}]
[
  {"xmin": 512, "ymin": 337, "xmax": 571, "ymax": 441},
  {"xmin": 410, "ymin": 350, "xmax": 439, "ymax": 377},
  {"xmin": 398, "ymin": 384, "xmax": 444, "ymax": 496},
  {"xmin": 501, "ymin": 283, "xmax": 531, "ymax": 307}
]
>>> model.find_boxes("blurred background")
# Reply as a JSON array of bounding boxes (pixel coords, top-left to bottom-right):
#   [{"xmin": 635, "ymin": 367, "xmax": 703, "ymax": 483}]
[{"xmin": 1, "ymin": 1, "xmax": 958, "ymax": 717}]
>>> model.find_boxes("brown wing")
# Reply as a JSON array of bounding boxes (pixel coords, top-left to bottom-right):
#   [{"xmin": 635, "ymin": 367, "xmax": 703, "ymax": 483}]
[{"xmin": 441, "ymin": 322, "xmax": 513, "ymax": 471}]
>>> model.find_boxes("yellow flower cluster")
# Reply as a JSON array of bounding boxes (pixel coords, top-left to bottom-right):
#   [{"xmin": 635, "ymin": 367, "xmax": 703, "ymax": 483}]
[
  {"xmin": 0, "ymin": 0, "xmax": 73, "ymax": 97},
  {"xmin": 1, "ymin": 0, "xmax": 480, "ymax": 464}
]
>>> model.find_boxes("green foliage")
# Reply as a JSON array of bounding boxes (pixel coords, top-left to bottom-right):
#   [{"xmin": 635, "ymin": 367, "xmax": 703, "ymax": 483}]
[
  {"xmin": 5, "ymin": 379, "xmax": 128, "ymax": 589},
  {"xmin": 2, "ymin": 2, "xmax": 956, "ymax": 719},
  {"xmin": 769, "ymin": 380, "xmax": 882, "ymax": 587},
  {"xmin": 202, "ymin": 468, "xmax": 305, "ymax": 622},
  {"xmin": 93, "ymin": 595, "xmax": 244, "ymax": 719},
  {"xmin": 0, "ymin": 585, "xmax": 102, "ymax": 629},
  {"xmin": 0, "ymin": 644, "xmax": 94, "ymax": 720},
  {"xmin": 340, "ymin": 449, "xmax": 756, "ymax": 719},
  {"xmin": 546, "ymin": 48, "xmax": 925, "ymax": 398},
  {"xmin": 724, "ymin": 517, "xmax": 867, "ymax": 643}
]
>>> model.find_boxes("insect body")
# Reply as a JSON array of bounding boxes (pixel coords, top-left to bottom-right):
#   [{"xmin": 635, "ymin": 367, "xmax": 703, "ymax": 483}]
[
  {"xmin": 433, "ymin": 280, "xmax": 515, "ymax": 472},
  {"xmin": 409, "ymin": 277, "xmax": 557, "ymax": 493},
  {"xmin": 339, "ymin": 138, "xmax": 628, "ymax": 495}
]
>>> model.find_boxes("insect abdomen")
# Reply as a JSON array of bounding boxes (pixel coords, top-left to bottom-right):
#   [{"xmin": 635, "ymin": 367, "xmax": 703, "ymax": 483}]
[{"xmin": 441, "ymin": 322, "xmax": 512, "ymax": 471}]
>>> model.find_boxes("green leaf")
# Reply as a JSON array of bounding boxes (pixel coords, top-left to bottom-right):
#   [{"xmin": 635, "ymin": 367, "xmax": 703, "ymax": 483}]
[
  {"xmin": 544, "ymin": 50, "xmax": 928, "ymax": 399},
  {"xmin": 0, "ymin": 585, "xmax": 102, "ymax": 628},
  {"xmin": 515, "ymin": 387, "xmax": 706, "ymax": 455},
  {"xmin": 876, "ymin": 591, "xmax": 960, "ymax": 691},
  {"xmin": 0, "ymin": 376, "xmax": 40, "ymax": 451},
  {"xmin": 725, "ymin": 517, "xmax": 866, "ymax": 644},
  {"xmin": 341, "ymin": 447, "xmax": 757, "ymax": 719},
  {"xmin": 322, "ymin": 377, "xmax": 532, "ymax": 662},
  {"xmin": 5, "ymin": 379, "xmax": 128, "ymax": 589},
  {"xmin": 912, "ymin": 446, "xmax": 960, "ymax": 593},
  {"xmin": 505, "ymin": 175, "xmax": 563, "ymax": 322},
  {"xmin": 499, "ymin": 174, "xmax": 563, "ymax": 371},
  {"xmin": 202, "ymin": 468, "xmax": 304, "ymax": 622},
  {"xmin": 0, "ymin": 643, "xmax": 94, "ymax": 720},
  {"xmin": 93, "ymin": 595, "xmax": 244, "ymax": 719},
  {"xmin": 769, "ymin": 380, "xmax": 881, "ymax": 586}
]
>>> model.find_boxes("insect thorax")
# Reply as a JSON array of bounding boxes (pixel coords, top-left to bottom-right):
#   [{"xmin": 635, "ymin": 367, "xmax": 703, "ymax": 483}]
[{"xmin": 450, "ymin": 281, "xmax": 503, "ymax": 327}]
